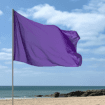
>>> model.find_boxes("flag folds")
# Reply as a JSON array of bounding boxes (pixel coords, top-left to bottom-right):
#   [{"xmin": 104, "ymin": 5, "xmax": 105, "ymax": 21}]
[{"xmin": 13, "ymin": 10, "xmax": 82, "ymax": 67}]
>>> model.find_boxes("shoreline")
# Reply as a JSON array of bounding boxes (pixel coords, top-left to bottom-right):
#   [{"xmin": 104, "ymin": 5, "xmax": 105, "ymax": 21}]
[
  {"xmin": 0, "ymin": 96, "xmax": 105, "ymax": 105},
  {"xmin": 0, "ymin": 97, "xmax": 53, "ymax": 100},
  {"xmin": 0, "ymin": 89, "xmax": 105, "ymax": 100}
]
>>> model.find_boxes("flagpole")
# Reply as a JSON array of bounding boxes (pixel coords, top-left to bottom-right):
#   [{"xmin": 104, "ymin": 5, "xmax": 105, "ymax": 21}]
[{"xmin": 12, "ymin": 9, "xmax": 14, "ymax": 105}]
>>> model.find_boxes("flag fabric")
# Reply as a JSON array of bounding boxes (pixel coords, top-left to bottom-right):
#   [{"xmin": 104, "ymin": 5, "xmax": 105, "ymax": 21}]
[{"xmin": 13, "ymin": 10, "xmax": 82, "ymax": 67}]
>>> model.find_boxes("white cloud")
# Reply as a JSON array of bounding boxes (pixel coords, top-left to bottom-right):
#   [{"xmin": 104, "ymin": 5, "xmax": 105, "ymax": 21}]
[
  {"xmin": 84, "ymin": 57, "xmax": 105, "ymax": 61},
  {"xmin": 3, "ymin": 69, "xmax": 13, "ymax": 73},
  {"xmin": 0, "ymin": 65, "xmax": 8, "ymax": 69},
  {"xmin": 14, "ymin": 61, "xmax": 25, "ymax": 65},
  {"xmin": 17, "ymin": 4, "xmax": 105, "ymax": 32},
  {"xmin": 92, "ymin": 46, "xmax": 105, "ymax": 54},
  {"xmin": 0, "ymin": 48, "xmax": 12, "ymax": 60},
  {"xmin": 22, "ymin": 67, "xmax": 32, "ymax": 70},
  {"xmin": 84, "ymin": 57, "xmax": 105, "ymax": 68},
  {"xmin": 13, "ymin": 68, "xmax": 48, "ymax": 76},
  {"xmin": 83, "ymin": 0, "xmax": 105, "ymax": 14},
  {"xmin": 0, "ymin": 10, "xmax": 3, "ymax": 15},
  {"xmin": 78, "ymin": 34, "xmax": 105, "ymax": 47},
  {"xmin": 17, "ymin": 9, "xmax": 29, "ymax": 17},
  {"xmin": 1, "ymin": 48, "xmax": 12, "ymax": 52},
  {"xmin": 17, "ymin": 0, "xmax": 105, "ymax": 54},
  {"xmin": 77, "ymin": 47, "xmax": 90, "ymax": 53},
  {"xmin": 4, "ymin": 61, "xmax": 12, "ymax": 64},
  {"xmin": 88, "ymin": 64, "xmax": 100, "ymax": 68},
  {"xmin": 0, "ymin": 52, "xmax": 12, "ymax": 60},
  {"xmin": 78, "ymin": 46, "xmax": 105, "ymax": 55}
]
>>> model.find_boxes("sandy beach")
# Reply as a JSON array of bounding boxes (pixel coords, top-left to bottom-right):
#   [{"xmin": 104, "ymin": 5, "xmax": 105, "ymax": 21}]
[{"xmin": 0, "ymin": 96, "xmax": 105, "ymax": 105}]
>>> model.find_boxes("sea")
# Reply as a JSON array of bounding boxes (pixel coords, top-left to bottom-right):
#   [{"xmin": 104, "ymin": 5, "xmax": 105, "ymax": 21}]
[{"xmin": 0, "ymin": 86, "xmax": 105, "ymax": 100}]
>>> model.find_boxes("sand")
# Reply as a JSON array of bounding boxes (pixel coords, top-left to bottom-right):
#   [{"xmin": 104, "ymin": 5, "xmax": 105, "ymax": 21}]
[{"xmin": 0, "ymin": 96, "xmax": 105, "ymax": 105}]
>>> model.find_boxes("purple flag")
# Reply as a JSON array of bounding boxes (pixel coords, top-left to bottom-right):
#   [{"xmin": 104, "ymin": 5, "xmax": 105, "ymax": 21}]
[{"xmin": 13, "ymin": 10, "xmax": 82, "ymax": 67}]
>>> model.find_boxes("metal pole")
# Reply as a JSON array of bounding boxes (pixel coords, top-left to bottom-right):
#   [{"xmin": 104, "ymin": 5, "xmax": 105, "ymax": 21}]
[{"xmin": 12, "ymin": 9, "xmax": 14, "ymax": 105}]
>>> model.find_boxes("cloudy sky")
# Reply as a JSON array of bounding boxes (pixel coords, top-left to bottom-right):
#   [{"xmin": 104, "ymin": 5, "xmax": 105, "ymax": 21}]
[{"xmin": 0, "ymin": 0, "xmax": 105, "ymax": 86}]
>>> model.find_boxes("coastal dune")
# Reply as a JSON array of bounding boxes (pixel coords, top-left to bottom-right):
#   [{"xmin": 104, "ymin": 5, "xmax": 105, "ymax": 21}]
[{"xmin": 0, "ymin": 96, "xmax": 105, "ymax": 105}]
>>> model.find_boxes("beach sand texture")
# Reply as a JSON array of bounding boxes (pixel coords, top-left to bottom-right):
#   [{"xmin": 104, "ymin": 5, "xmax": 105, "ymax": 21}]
[{"xmin": 0, "ymin": 96, "xmax": 105, "ymax": 105}]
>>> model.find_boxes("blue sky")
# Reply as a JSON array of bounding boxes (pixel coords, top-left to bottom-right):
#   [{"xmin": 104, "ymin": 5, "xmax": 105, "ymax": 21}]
[{"xmin": 0, "ymin": 0, "xmax": 105, "ymax": 86}]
